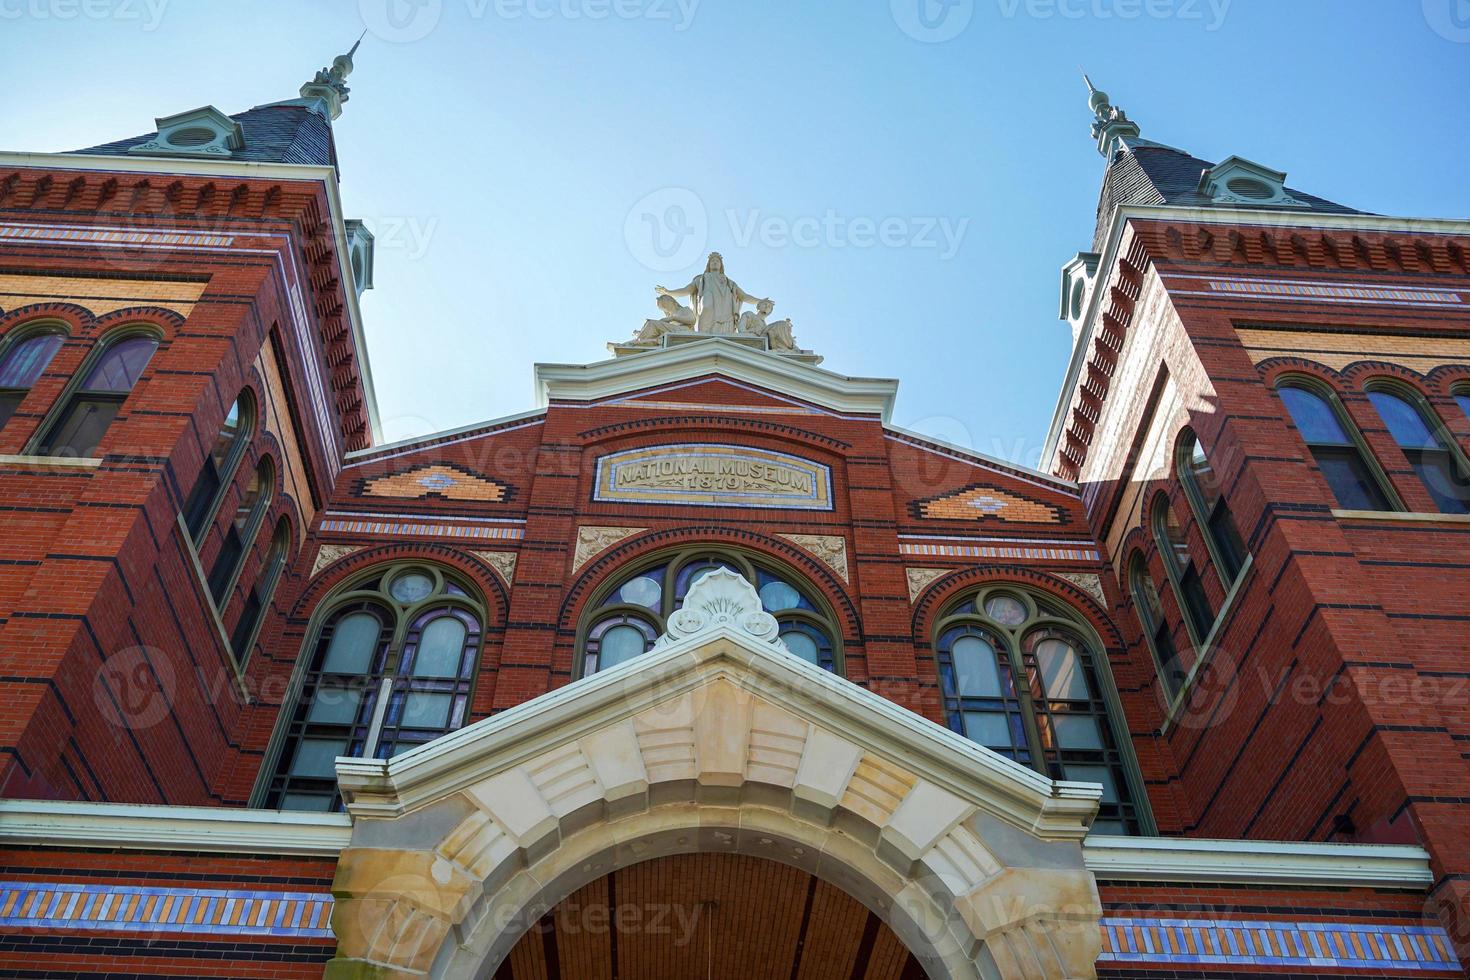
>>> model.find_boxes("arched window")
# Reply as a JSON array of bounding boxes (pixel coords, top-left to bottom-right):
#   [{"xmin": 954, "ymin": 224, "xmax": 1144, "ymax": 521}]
[
  {"xmin": 1177, "ymin": 431, "xmax": 1247, "ymax": 582},
  {"xmin": 1129, "ymin": 553, "xmax": 1190, "ymax": 700},
  {"xmin": 229, "ymin": 518, "xmax": 291, "ymax": 664},
  {"xmin": 1365, "ymin": 385, "xmax": 1470, "ymax": 515},
  {"xmin": 1277, "ymin": 381, "xmax": 1394, "ymax": 512},
  {"xmin": 934, "ymin": 586, "xmax": 1143, "ymax": 834},
  {"xmin": 207, "ymin": 458, "xmax": 274, "ymax": 606},
  {"xmin": 183, "ymin": 392, "xmax": 255, "ymax": 542},
  {"xmin": 1454, "ymin": 386, "xmax": 1470, "ymax": 426},
  {"xmin": 1151, "ymin": 495, "xmax": 1214, "ymax": 644},
  {"xmin": 34, "ymin": 332, "xmax": 159, "ymax": 458},
  {"xmin": 263, "ymin": 564, "xmax": 484, "ymax": 811},
  {"xmin": 0, "ymin": 326, "xmax": 65, "ymax": 433},
  {"xmin": 578, "ymin": 549, "xmax": 841, "ymax": 676}
]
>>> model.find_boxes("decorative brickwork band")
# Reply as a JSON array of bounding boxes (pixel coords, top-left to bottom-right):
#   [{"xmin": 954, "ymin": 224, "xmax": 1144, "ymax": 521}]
[
  {"xmin": 0, "ymin": 881, "xmax": 334, "ymax": 939},
  {"xmin": 1099, "ymin": 916, "xmax": 1459, "ymax": 972},
  {"xmin": 355, "ymin": 463, "xmax": 511, "ymax": 503},
  {"xmin": 914, "ymin": 485, "xmax": 1065, "ymax": 523}
]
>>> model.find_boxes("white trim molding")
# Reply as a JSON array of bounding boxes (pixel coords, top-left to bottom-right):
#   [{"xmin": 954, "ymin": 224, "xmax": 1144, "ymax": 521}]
[
  {"xmin": 0, "ymin": 799, "xmax": 352, "ymax": 857},
  {"xmin": 534, "ymin": 336, "xmax": 899, "ymax": 421},
  {"xmin": 1084, "ymin": 834, "xmax": 1435, "ymax": 889}
]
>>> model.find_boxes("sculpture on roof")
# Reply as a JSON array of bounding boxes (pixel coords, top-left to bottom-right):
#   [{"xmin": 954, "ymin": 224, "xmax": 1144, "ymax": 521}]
[{"xmin": 655, "ymin": 252, "xmax": 768, "ymax": 336}]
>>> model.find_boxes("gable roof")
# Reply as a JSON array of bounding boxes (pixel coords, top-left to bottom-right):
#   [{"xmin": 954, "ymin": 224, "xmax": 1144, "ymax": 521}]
[{"xmin": 68, "ymin": 102, "xmax": 338, "ymax": 170}]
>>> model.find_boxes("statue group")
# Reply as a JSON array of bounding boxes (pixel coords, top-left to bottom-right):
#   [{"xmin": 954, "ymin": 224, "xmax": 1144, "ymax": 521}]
[{"xmin": 635, "ymin": 252, "xmax": 797, "ymax": 352}]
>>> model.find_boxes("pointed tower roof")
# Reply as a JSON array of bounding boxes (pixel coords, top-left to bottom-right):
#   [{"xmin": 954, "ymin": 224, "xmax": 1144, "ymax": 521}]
[
  {"xmin": 1082, "ymin": 76, "xmax": 1364, "ymax": 251},
  {"xmin": 68, "ymin": 41, "xmax": 364, "ymax": 170}
]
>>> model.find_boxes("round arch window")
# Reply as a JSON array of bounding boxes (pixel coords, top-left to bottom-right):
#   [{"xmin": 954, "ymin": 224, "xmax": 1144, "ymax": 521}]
[
  {"xmin": 262, "ymin": 563, "xmax": 486, "ymax": 812},
  {"xmin": 933, "ymin": 584, "xmax": 1143, "ymax": 834},
  {"xmin": 579, "ymin": 548, "xmax": 842, "ymax": 677}
]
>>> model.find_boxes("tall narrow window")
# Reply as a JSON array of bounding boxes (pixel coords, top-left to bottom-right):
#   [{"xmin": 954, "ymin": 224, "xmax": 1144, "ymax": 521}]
[
  {"xmin": 207, "ymin": 458, "xmax": 274, "ymax": 606},
  {"xmin": 1366, "ymin": 387, "xmax": 1470, "ymax": 515},
  {"xmin": 935, "ymin": 586, "xmax": 1143, "ymax": 834},
  {"xmin": 183, "ymin": 393, "xmax": 255, "ymax": 542},
  {"xmin": 0, "ymin": 328, "xmax": 65, "ymax": 432},
  {"xmin": 263, "ymin": 565, "xmax": 483, "ymax": 811},
  {"xmin": 1152, "ymin": 496, "xmax": 1214, "ymax": 643},
  {"xmin": 1178, "ymin": 432, "xmax": 1247, "ymax": 582},
  {"xmin": 1278, "ymin": 383, "xmax": 1393, "ymax": 511},
  {"xmin": 229, "ymin": 518, "xmax": 291, "ymax": 664},
  {"xmin": 35, "ymin": 333, "xmax": 158, "ymax": 458},
  {"xmin": 1129, "ymin": 554, "xmax": 1189, "ymax": 701}
]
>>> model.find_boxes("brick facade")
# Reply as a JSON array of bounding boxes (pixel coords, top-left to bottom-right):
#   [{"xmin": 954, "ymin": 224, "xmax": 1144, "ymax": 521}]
[{"xmin": 0, "ymin": 124, "xmax": 1466, "ymax": 977}]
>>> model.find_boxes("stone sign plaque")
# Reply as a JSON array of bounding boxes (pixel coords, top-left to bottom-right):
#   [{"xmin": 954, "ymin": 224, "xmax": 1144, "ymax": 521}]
[{"xmin": 594, "ymin": 444, "xmax": 833, "ymax": 510}]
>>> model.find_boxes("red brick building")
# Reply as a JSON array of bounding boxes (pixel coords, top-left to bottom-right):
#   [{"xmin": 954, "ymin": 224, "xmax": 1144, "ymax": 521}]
[{"xmin": 0, "ymin": 59, "xmax": 1465, "ymax": 978}]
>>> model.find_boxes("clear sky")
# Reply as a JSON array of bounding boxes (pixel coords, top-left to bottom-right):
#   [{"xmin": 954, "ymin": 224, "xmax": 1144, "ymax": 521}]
[{"xmin": 5, "ymin": 0, "xmax": 1469, "ymax": 465}]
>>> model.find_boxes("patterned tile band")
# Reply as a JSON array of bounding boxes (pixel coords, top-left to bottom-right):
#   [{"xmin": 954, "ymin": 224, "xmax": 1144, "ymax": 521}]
[
  {"xmin": 0, "ymin": 224, "xmax": 235, "ymax": 248},
  {"xmin": 899, "ymin": 540, "xmax": 1100, "ymax": 562},
  {"xmin": 0, "ymin": 881, "xmax": 333, "ymax": 939},
  {"xmin": 319, "ymin": 518, "xmax": 524, "ymax": 541},
  {"xmin": 1100, "ymin": 917, "xmax": 1459, "ymax": 972},
  {"xmin": 1196, "ymin": 277, "xmax": 1462, "ymax": 308}
]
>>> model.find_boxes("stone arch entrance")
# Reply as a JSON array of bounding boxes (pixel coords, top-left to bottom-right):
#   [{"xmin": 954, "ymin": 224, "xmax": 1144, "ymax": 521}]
[
  {"xmin": 498, "ymin": 851, "xmax": 924, "ymax": 978},
  {"xmin": 326, "ymin": 572, "xmax": 1103, "ymax": 979}
]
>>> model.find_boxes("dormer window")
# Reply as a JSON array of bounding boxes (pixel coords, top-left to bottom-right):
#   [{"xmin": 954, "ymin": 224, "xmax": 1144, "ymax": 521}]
[
  {"xmin": 127, "ymin": 106, "xmax": 244, "ymax": 159},
  {"xmin": 1199, "ymin": 155, "xmax": 1303, "ymax": 208},
  {"xmin": 344, "ymin": 220, "xmax": 375, "ymax": 297},
  {"xmin": 1058, "ymin": 252, "xmax": 1100, "ymax": 347}
]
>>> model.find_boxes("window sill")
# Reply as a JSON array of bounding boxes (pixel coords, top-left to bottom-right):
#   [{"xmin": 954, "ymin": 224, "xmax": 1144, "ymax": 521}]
[
  {"xmin": 1162, "ymin": 552, "xmax": 1254, "ymax": 735},
  {"xmin": 0, "ymin": 454, "xmax": 102, "ymax": 468},
  {"xmin": 174, "ymin": 513, "xmax": 251, "ymax": 703},
  {"xmin": 1331, "ymin": 509, "xmax": 1470, "ymax": 524}
]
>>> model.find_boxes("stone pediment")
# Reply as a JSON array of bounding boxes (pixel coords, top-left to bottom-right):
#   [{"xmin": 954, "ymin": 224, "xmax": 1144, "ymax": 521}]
[
  {"xmin": 335, "ymin": 575, "xmax": 1098, "ymax": 838},
  {"xmin": 328, "ymin": 571, "xmax": 1104, "ymax": 979},
  {"xmin": 534, "ymin": 335, "xmax": 899, "ymax": 421}
]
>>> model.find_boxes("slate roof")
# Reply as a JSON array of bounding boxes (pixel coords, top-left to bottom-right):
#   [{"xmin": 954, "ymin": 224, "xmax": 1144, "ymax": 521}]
[
  {"xmin": 69, "ymin": 103, "xmax": 338, "ymax": 170},
  {"xmin": 1091, "ymin": 141, "xmax": 1362, "ymax": 252}
]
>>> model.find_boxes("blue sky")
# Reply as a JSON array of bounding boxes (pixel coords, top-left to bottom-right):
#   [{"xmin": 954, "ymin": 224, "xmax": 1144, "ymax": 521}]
[{"xmin": 5, "ymin": 0, "xmax": 1469, "ymax": 465}]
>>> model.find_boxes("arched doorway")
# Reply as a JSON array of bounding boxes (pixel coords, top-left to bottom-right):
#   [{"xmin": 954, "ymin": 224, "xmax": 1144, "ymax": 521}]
[
  {"xmin": 325, "ymin": 572, "xmax": 1103, "ymax": 979},
  {"xmin": 498, "ymin": 852, "xmax": 925, "ymax": 979}
]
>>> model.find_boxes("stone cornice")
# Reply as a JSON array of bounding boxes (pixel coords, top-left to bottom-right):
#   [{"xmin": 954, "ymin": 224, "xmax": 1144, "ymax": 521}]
[
  {"xmin": 1042, "ymin": 203, "xmax": 1470, "ymax": 480},
  {"xmin": 534, "ymin": 337, "xmax": 900, "ymax": 422},
  {"xmin": 1083, "ymin": 834, "xmax": 1435, "ymax": 889},
  {"xmin": 0, "ymin": 799, "xmax": 352, "ymax": 856},
  {"xmin": 336, "ymin": 623, "xmax": 1101, "ymax": 839}
]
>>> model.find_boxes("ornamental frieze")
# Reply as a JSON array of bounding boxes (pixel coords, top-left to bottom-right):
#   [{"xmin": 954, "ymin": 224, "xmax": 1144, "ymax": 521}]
[{"xmin": 594, "ymin": 444, "xmax": 833, "ymax": 510}]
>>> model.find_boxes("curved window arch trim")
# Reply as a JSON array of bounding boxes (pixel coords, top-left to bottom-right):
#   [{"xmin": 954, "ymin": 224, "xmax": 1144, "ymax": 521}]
[
  {"xmin": 1275, "ymin": 375, "xmax": 1402, "ymax": 513},
  {"xmin": 1362, "ymin": 378, "xmax": 1470, "ymax": 515},
  {"xmin": 206, "ymin": 456, "xmax": 276, "ymax": 609},
  {"xmin": 184, "ymin": 388, "xmax": 258, "ymax": 543},
  {"xmin": 0, "ymin": 320, "xmax": 69, "ymax": 436},
  {"xmin": 1174, "ymin": 428, "xmax": 1249, "ymax": 585},
  {"xmin": 574, "ymin": 546, "xmax": 845, "ymax": 679},
  {"xmin": 931, "ymin": 583, "xmax": 1154, "ymax": 836},
  {"xmin": 255, "ymin": 561, "xmax": 487, "ymax": 812},
  {"xmin": 1150, "ymin": 492, "xmax": 1214, "ymax": 648},
  {"xmin": 25, "ymin": 324, "xmax": 164, "ymax": 459}
]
